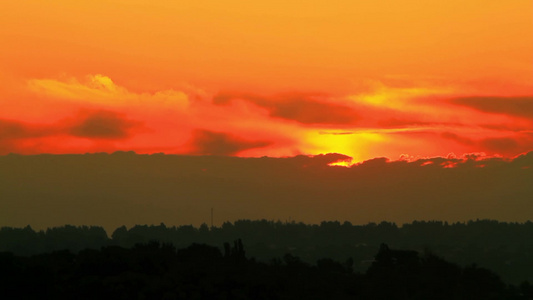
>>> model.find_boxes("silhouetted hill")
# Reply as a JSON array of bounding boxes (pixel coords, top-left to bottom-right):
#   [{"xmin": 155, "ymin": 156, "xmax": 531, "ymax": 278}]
[
  {"xmin": 2, "ymin": 219, "xmax": 533, "ymax": 284},
  {"xmin": 1, "ymin": 240, "xmax": 532, "ymax": 299}
]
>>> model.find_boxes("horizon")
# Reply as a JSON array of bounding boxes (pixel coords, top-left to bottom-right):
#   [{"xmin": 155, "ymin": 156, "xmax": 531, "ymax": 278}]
[
  {"xmin": 5, "ymin": 217, "xmax": 533, "ymax": 235},
  {"xmin": 2, "ymin": 148, "xmax": 531, "ymax": 165}
]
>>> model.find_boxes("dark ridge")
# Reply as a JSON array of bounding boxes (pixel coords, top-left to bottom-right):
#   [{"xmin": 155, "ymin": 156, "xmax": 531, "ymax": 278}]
[
  {"xmin": 1, "ymin": 240, "xmax": 531, "ymax": 299},
  {"xmin": 2, "ymin": 219, "xmax": 533, "ymax": 284}
]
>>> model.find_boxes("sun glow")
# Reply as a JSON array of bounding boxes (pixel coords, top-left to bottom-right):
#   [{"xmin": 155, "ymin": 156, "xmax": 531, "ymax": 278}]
[
  {"xmin": 305, "ymin": 131, "xmax": 386, "ymax": 163},
  {"xmin": 349, "ymin": 83, "xmax": 454, "ymax": 110}
]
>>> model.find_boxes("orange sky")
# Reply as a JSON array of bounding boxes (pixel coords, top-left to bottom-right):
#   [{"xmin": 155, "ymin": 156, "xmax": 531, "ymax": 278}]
[{"xmin": 1, "ymin": 0, "xmax": 532, "ymax": 162}]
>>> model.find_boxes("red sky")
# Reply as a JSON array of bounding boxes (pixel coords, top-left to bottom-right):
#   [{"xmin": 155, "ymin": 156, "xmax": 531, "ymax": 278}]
[{"xmin": 1, "ymin": 1, "xmax": 532, "ymax": 163}]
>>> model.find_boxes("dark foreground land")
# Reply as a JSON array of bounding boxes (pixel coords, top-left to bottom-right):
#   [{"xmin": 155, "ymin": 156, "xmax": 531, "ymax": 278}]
[
  {"xmin": 1, "ymin": 240, "xmax": 533, "ymax": 300},
  {"xmin": 2, "ymin": 219, "xmax": 533, "ymax": 284}
]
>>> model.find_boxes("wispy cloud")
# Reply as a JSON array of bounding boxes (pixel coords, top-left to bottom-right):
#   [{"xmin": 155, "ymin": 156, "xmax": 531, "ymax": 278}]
[{"xmin": 450, "ymin": 96, "xmax": 533, "ymax": 119}]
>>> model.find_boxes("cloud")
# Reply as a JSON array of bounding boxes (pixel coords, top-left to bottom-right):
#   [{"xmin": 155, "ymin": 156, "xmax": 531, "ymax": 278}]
[
  {"xmin": 512, "ymin": 150, "xmax": 533, "ymax": 167},
  {"xmin": 479, "ymin": 123, "xmax": 533, "ymax": 133},
  {"xmin": 0, "ymin": 111, "xmax": 143, "ymax": 154},
  {"xmin": 0, "ymin": 119, "xmax": 53, "ymax": 140},
  {"xmin": 319, "ymin": 131, "xmax": 354, "ymax": 135},
  {"xmin": 69, "ymin": 111, "xmax": 140, "ymax": 139},
  {"xmin": 441, "ymin": 131, "xmax": 533, "ymax": 156},
  {"xmin": 188, "ymin": 130, "xmax": 271, "ymax": 156},
  {"xmin": 5, "ymin": 74, "xmax": 308, "ymax": 157},
  {"xmin": 291, "ymin": 153, "xmax": 353, "ymax": 168},
  {"xmin": 213, "ymin": 93, "xmax": 359, "ymax": 125},
  {"xmin": 440, "ymin": 132, "xmax": 475, "ymax": 146},
  {"xmin": 0, "ymin": 119, "xmax": 62, "ymax": 154},
  {"xmin": 2, "ymin": 151, "xmax": 532, "ymax": 230},
  {"xmin": 0, "ymin": 119, "xmax": 35, "ymax": 153},
  {"xmin": 480, "ymin": 137, "xmax": 519, "ymax": 153},
  {"xmin": 378, "ymin": 118, "xmax": 458, "ymax": 129},
  {"xmin": 27, "ymin": 74, "xmax": 189, "ymax": 110},
  {"xmin": 450, "ymin": 96, "xmax": 533, "ymax": 119},
  {"xmin": 9, "ymin": 74, "xmax": 533, "ymax": 160},
  {"xmin": 479, "ymin": 136, "xmax": 533, "ymax": 155},
  {"xmin": 1, "ymin": 111, "xmax": 141, "ymax": 141}
]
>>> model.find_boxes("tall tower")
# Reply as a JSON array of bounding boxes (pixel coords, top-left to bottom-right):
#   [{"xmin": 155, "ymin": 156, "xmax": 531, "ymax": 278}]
[{"xmin": 211, "ymin": 207, "xmax": 213, "ymax": 228}]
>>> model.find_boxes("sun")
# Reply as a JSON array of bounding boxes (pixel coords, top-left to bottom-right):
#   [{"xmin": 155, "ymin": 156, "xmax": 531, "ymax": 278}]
[{"xmin": 304, "ymin": 130, "xmax": 386, "ymax": 164}]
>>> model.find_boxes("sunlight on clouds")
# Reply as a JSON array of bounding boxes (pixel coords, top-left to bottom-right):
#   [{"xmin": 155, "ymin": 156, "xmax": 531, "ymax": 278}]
[
  {"xmin": 348, "ymin": 81, "xmax": 454, "ymax": 110},
  {"xmin": 149, "ymin": 90, "xmax": 189, "ymax": 109},
  {"xmin": 12, "ymin": 74, "xmax": 533, "ymax": 160},
  {"xmin": 306, "ymin": 131, "xmax": 385, "ymax": 163},
  {"xmin": 20, "ymin": 74, "xmax": 304, "ymax": 157},
  {"xmin": 27, "ymin": 75, "xmax": 189, "ymax": 110},
  {"xmin": 87, "ymin": 74, "xmax": 118, "ymax": 92},
  {"xmin": 28, "ymin": 75, "xmax": 125, "ymax": 103}
]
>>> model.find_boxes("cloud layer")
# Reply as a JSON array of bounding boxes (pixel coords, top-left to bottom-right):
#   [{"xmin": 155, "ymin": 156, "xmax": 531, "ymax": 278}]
[
  {"xmin": 69, "ymin": 111, "xmax": 140, "ymax": 139},
  {"xmin": 450, "ymin": 96, "xmax": 533, "ymax": 119},
  {"xmin": 214, "ymin": 93, "xmax": 359, "ymax": 125},
  {"xmin": 188, "ymin": 130, "xmax": 271, "ymax": 156},
  {"xmin": 1, "ymin": 152, "xmax": 531, "ymax": 230},
  {"xmin": 0, "ymin": 74, "xmax": 531, "ymax": 161}
]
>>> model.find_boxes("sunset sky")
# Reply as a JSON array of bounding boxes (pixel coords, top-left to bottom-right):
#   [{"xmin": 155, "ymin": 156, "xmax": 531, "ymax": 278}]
[{"xmin": 1, "ymin": 1, "xmax": 532, "ymax": 162}]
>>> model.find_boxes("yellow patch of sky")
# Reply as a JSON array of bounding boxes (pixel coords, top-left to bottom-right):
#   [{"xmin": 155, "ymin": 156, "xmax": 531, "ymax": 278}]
[{"xmin": 306, "ymin": 131, "xmax": 386, "ymax": 163}]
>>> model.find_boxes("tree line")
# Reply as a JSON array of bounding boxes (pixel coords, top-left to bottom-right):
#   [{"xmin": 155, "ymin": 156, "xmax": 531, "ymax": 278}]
[
  {"xmin": 1, "ymin": 240, "xmax": 532, "ymax": 299},
  {"xmin": 1, "ymin": 219, "xmax": 533, "ymax": 284}
]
